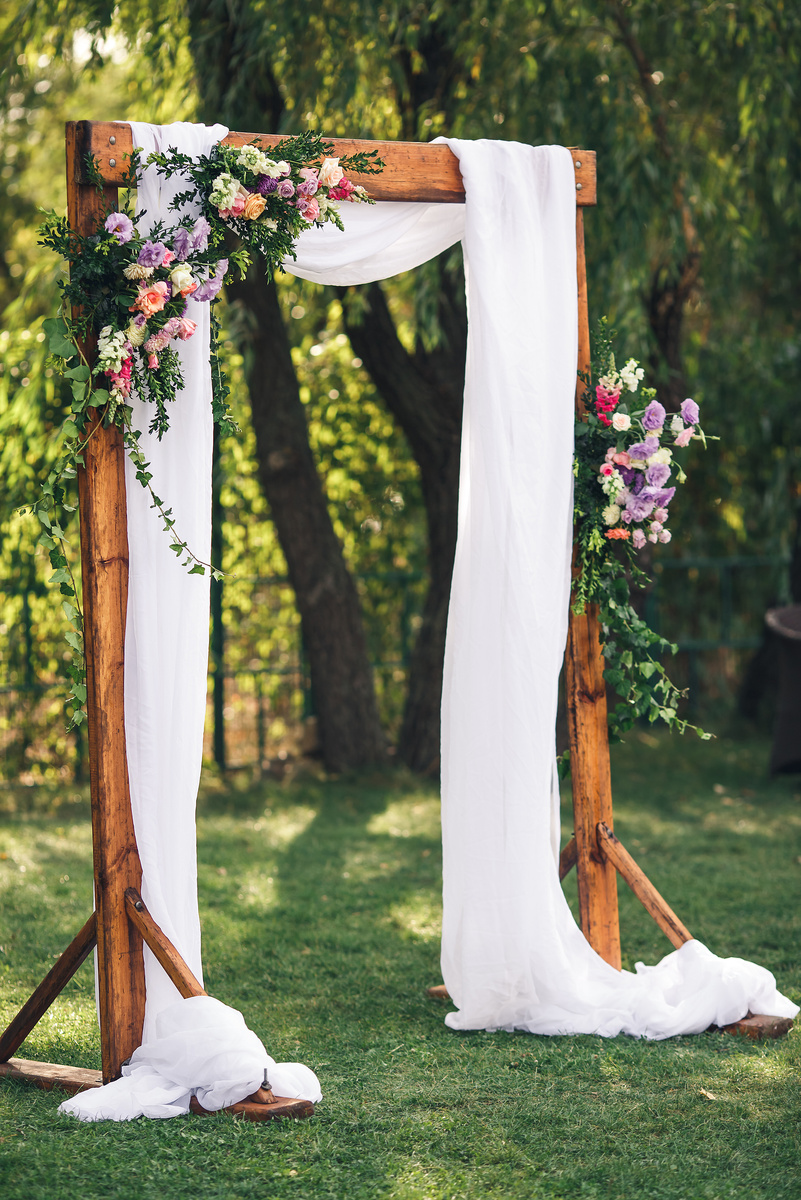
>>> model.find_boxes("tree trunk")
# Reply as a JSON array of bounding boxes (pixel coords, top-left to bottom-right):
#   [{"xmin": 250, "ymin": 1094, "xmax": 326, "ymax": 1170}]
[
  {"xmin": 187, "ymin": 1, "xmax": 386, "ymax": 770},
  {"xmin": 227, "ymin": 274, "xmax": 386, "ymax": 770},
  {"xmin": 341, "ymin": 275, "xmax": 465, "ymax": 772}
]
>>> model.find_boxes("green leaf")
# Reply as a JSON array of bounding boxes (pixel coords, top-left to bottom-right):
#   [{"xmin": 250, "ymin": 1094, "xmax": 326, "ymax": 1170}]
[
  {"xmin": 43, "ymin": 316, "xmax": 78, "ymax": 359},
  {"xmin": 48, "ymin": 568, "xmax": 71, "ymax": 585},
  {"xmin": 65, "ymin": 630, "xmax": 83, "ymax": 652},
  {"xmin": 64, "ymin": 364, "xmax": 91, "ymax": 382}
]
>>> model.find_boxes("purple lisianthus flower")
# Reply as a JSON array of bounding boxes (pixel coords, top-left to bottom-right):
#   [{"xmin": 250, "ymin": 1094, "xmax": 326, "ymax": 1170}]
[
  {"xmin": 172, "ymin": 227, "xmax": 192, "ymax": 261},
  {"xmin": 104, "ymin": 212, "xmax": 134, "ymax": 243},
  {"xmin": 642, "ymin": 400, "xmax": 667, "ymax": 431},
  {"xmin": 619, "ymin": 466, "xmax": 637, "ymax": 486},
  {"xmin": 191, "ymin": 258, "xmax": 228, "ymax": 303},
  {"xmin": 643, "ymin": 486, "xmax": 676, "ymax": 508},
  {"xmin": 626, "ymin": 493, "xmax": 655, "ymax": 522},
  {"xmin": 138, "ymin": 240, "xmax": 168, "ymax": 268},
  {"xmin": 680, "ymin": 397, "xmax": 699, "ymax": 425},
  {"xmin": 256, "ymin": 175, "xmax": 278, "ymax": 195},
  {"xmin": 191, "ymin": 217, "xmax": 211, "ymax": 253},
  {"xmin": 628, "ymin": 436, "xmax": 659, "ymax": 460},
  {"xmin": 276, "ymin": 178, "xmax": 295, "ymax": 199},
  {"xmin": 631, "ymin": 472, "xmax": 645, "ymax": 496},
  {"xmin": 133, "ymin": 312, "xmax": 147, "ymax": 328},
  {"xmin": 645, "ymin": 462, "xmax": 672, "ymax": 488}
]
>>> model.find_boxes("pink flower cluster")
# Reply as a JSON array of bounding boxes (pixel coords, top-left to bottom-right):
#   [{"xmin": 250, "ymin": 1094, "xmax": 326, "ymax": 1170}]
[
  {"xmin": 144, "ymin": 316, "xmax": 198, "ymax": 370},
  {"xmin": 594, "ymin": 381, "xmax": 622, "ymax": 427},
  {"xmin": 106, "ymin": 355, "xmax": 133, "ymax": 398}
]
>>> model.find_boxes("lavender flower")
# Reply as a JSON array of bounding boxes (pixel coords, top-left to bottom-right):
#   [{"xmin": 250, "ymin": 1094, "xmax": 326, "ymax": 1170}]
[
  {"xmin": 628, "ymin": 436, "xmax": 659, "ymax": 460},
  {"xmin": 256, "ymin": 176, "xmax": 279, "ymax": 195},
  {"xmin": 626, "ymin": 493, "xmax": 655, "ymax": 522},
  {"xmin": 680, "ymin": 398, "xmax": 699, "ymax": 425},
  {"xmin": 172, "ymin": 227, "xmax": 192, "ymax": 261},
  {"xmin": 645, "ymin": 463, "xmax": 672, "ymax": 488},
  {"xmin": 191, "ymin": 217, "xmax": 211, "ymax": 252},
  {"xmin": 104, "ymin": 212, "xmax": 134, "ymax": 243},
  {"xmin": 191, "ymin": 258, "xmax": 228, "ymax": 303},
  {"xmin": 138, "ymin": 241, "xmax": 168, "ymax": 268},
  {"xmin": 276, "ymin": 179, "xmax": 295, "ymax": 199},
  {"xmin": 642, "ymin": 486, "xmax": 676, "ymax": 508},
  {"xmin": 642, "ymin": 400, "xmax": 667, "ymax": 431}
]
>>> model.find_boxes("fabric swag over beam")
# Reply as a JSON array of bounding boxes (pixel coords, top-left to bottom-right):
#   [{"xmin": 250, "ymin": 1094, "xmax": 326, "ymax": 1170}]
[{"xmin": 0, "ymin": 121, "xmax": 796, "ymax": 1123}]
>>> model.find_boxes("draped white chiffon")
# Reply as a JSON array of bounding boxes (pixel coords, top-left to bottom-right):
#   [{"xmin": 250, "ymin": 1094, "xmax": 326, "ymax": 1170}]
[{"xmin": 62, "ymin": 128, "xmax": 796, "ymax": 1121}]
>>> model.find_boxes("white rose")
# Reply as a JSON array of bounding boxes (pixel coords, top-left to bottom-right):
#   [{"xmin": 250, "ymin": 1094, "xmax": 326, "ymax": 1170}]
[
  {"xmin": 170, "ymin": 264, "xmax": 195, "ymax": 297},
  {"xmin": 611, "ymin": 412, "xmax": 631, "ymax": 432},
  {"xmin": 318, "ymin": 157, "xmax": 344, "ymax": 188}
]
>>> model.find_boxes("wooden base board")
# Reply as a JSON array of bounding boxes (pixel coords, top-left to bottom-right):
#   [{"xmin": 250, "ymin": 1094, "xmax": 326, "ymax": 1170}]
[
  {"xmin": 427, "ymin": 984, "xmax": 450, "ymax": 1000},
  {"xmin": 425, "ymin": 992, "xmax": 793, "ymax": 1041},
  {"xmin": 0, "ymin": 1058, "xmax": 314, "ymax": 1120},
  {"xmin": 718, "ymin": 1013, "xmax": 794, "ymax": 1040}
]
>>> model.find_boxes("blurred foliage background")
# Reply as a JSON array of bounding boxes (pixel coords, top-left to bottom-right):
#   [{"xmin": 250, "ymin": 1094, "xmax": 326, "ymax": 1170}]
[{"xmin": 0, "ymin": 1, "xmax": 799, "ymax": 782}]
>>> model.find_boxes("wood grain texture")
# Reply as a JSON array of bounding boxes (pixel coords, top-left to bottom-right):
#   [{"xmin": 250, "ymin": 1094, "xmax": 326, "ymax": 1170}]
[
  {"xmin": 0, "ymin": 913, "xmax": 97, "ymax": 1062},
  {"xmin": 0, "ymin": 1059, "xmax": 315, "ymax": 1119},
  {"xmin": 564, "ymin": 205, "xmax": 622, "ymax": 970},
  {"xmin": 559, "ymin": 834, "xmax": 578, "ymax": 882},
  {"xmin": 124, "ymin": 889, "xmax": 206, "ymax": 999},
  {"xmin": 596, "ymin": 822, "xmax": 692, "ymax": 949},
  {"xmin": 0, "ymin": 1058, "xmax": 103, "ymax": 1096},
  {"xmin": 67, "ymin": 124, "xmax": 146, "ymax": 1083},
  {"xmin": 69, "ymin": 121, "xmax": 596, "ymax": 205}
]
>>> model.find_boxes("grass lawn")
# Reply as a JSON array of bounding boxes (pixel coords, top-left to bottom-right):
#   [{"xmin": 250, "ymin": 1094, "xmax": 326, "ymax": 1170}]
[{"xmin": 0, "ymin": 727, "xmax": 799, "ymax": 1199}]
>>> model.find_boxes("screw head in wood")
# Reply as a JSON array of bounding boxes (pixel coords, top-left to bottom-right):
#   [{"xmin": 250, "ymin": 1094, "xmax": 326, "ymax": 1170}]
[
  {"xmin": 575, "ymin": 160, "xmax": 582, "ymax": 168},
  {"xmin": 576, "ymin": 182, "xmax": 582, "ymax": 190},
  {"xmin": 109, "ymin": 136, "xmax": 116, "ymax": 145},
  {"xmin": 109, "ymin": 158, "xmax": 116, "ymax": 167}
]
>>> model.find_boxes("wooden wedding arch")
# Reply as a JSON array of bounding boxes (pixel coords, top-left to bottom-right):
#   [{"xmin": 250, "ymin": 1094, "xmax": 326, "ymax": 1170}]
[{"xmin": 1, "ymin": 122, "xmax": 788, "ymax": 1119}]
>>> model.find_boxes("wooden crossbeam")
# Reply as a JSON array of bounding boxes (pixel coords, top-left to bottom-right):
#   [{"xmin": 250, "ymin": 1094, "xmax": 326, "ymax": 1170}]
[{"xmin": 66, "ymin": 120, "xmax": 597, "ymax": 206}]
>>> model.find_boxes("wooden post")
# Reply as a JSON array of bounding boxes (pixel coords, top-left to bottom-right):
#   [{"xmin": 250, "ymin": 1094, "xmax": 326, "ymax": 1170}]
[
  {"xmin": 66, "ymin": 122, "xmax": 146, "ymax": 1081},
  {"xmin": 564, "ymin": 206, "xmax": 622, "ymax": 971}
]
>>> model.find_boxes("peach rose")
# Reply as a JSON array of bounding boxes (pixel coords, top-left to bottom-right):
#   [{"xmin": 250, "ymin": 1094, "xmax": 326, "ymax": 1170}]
[
  {"xmin": 242, "ymin": 192, "xmax": 267, "ymax": 220},
  {"xmin": 318, "ymin": 157, "xmax": 344, "ymax": 188},
  {"xmin": 130, "ymin": 281, "xmax": 170, "ymax": 317}
]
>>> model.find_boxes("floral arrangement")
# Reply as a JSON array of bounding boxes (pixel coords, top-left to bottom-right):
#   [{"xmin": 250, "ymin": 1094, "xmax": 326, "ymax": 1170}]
[
  {"xmin": 572, "ymin": 321, "xmax": 711, "ymax": 742},
  {"xmin": 34, "ymin": 133, "xmax": 383, "ymax": 727}
]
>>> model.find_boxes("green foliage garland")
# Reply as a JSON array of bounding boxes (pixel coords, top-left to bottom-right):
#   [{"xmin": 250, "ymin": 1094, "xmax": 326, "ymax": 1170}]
[
  {"xmin": 32, "ymin": 134, "xmax": 383, "ymax": 729},
  {"xmin": 573, "ymin": 321, "xmax": 712, "ymax": 744}
]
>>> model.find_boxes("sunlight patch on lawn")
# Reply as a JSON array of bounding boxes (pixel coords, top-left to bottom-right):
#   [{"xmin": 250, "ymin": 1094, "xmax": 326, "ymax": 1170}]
[
  {"xmin": 367, "ymin": 796, "xmax": 441, "ymax": 841},
  {"xmin": 387, "ymin": 897, "xmax": 442, "ymax": 942}
]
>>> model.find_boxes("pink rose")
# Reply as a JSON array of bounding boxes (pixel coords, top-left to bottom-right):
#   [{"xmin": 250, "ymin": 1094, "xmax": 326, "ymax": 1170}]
[
  {"xmin": 298, "ymin": 196, "xmax": 320, "ymax": 223},
  {"xmin": 612, "ymin": 451, "xmax": 630, "ymax": 466},
  {"xmin": 632, "ymin": 529, "xmax": 646, "ymax": 549},
  {"xmin": 658, "ymin": 529, "xmax": 672, "ymax": 543},
  {"xmin": 599, "ymin": 463, "xmax": 615, "ymax": 478},
  {"xmin": 162, "ymin": 249, "xmax": 176, "ymax": 266},
  {"xmin": 130, "ymin": 281, "xmax": 170, "ymax": 317},
  {"xmin": 298, "ymin": 167, "xmax": 319, "ymax": 195},
  {"xmin": 654, "ymin": 507, "xmax": 669, "ymax": 523},
  {"xmin": 175, "ymin": 317, "xmax": 197, "ymax": 340},
  {"xmin": 674, "ymin": 425, "xmax": 694, "ymax": 447},
  {"xmin": 148, "ymin": 353, "xmax": 159, "ymax": 369}
]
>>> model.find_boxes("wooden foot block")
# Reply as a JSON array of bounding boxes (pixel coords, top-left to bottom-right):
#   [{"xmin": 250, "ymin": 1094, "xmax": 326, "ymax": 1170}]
[
  {"xmin": 720, "ymin": 1013, "xmax": 794, "ymax": 1040},
  {"xmin": 427, "ymin": 984, "xmax": 450, "ymax": 1000},
  {"xmin": 1, "ymin": 1056, "xmax": 314, "ymax": 1120},
  {"xmin": 190, "ymin": 1095, "xmax": 314, "ymax": 1121},
  {"xmin": 0, "ymin": 1057, "xmax": 102, "ymax": 1095}
]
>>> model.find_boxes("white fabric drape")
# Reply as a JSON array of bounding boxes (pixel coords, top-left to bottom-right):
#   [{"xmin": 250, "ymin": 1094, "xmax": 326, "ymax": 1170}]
[
  {"xmin": 62, "ymin": 130, "xmax": 796, "ymax": 1119},
  {"xmin": 61, "ymin": 122, "xmax": 321, "ymax": 1121}
]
